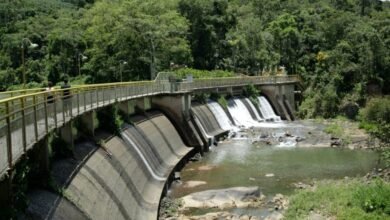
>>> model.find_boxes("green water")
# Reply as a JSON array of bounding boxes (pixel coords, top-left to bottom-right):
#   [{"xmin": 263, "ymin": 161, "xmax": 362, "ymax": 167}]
[{"xmin": 171, "ymin": 140, "xmax": 379, "ymax": 198}]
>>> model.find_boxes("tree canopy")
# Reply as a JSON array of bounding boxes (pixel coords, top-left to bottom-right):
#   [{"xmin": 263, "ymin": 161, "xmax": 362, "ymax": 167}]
[{"xmin": 0, "ymin": 0, "xmax": 389, "ymax": 118}]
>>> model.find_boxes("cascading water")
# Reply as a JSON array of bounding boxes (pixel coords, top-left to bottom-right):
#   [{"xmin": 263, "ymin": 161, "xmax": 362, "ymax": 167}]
[
  {"xmin": 244, "ymin": 98, "xmax": 263, "ymax": 121},
  {"xmin": 121, "ymin": 131, "xmax": 166, "ymax": 181},
  {"xmin": 258, "ymin": 96, "xmax": 281, "ymax": 122},
  {"xmin": 206, "ymin": 100, "xmax": 235, "ymax": 131},
  {"xmin": 227, "ymin": 98, "xmax": 260, "ymax": 127}
]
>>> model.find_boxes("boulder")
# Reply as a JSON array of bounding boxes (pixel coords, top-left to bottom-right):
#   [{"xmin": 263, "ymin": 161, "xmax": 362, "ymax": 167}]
[{"xmin": 180, "ymin": 186, "xmax": 261, "ymax": 209}]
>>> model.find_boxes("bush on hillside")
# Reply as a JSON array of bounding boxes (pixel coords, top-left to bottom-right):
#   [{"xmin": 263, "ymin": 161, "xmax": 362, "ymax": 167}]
[{"xmin": 174, "ymin": 68, "xmax": 235, "ymax": 79}]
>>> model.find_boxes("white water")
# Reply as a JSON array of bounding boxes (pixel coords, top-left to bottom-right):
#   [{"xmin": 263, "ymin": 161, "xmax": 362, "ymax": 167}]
[
  {"xmin": 244, "ymin": 98, "xmax": 263, "ymax": 121},
  {"xmin": 258, "ymin": 96, "xmax": 281, "ymax": 122},
  {"xmin": 121, "ymin": 131, "xmax": 166, "ymax": 181},
  {"xmin": 227, "ymin": 98, "xmax": 261, "ymax": 127},
  {"xmin": 207, "ymin": 100, "xmax": 235, "ymax": 131}
]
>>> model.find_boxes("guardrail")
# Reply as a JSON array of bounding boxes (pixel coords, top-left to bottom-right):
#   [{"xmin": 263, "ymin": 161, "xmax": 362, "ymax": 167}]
[
  {"xmin": 0, "ymin": 84, "xmax": 98, "ymax": 100},
  {"xmin": 0, "ymin": 75, "xmax": 299, "ymax": 177}
]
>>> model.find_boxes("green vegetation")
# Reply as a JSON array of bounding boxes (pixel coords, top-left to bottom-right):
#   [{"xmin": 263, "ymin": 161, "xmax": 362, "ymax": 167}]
[
  {"xmin": 359, "ymin": 97, "xmax": 390, "ymax": 142},
  {"xmin": 159, "ymin": 197, "xmax": 183, "ymax": 219},
  {"xmin": 97, "ymin": 105, "xmax": 123, "ymax": 135},
  {"xmin": 193, "ymin": 93, "xmax": 209, "ymax": 104},
  {"xmin": 243, "ymin": 84, "xmax": 260, "ymax": 107},
  {"xmin": 359, "ymin": 97, "xmax": 390, "ymax": 167},
  {"xmin": 324, "ymin": 123, "xmax": 344, "ymax": 138},
  {"xmin": 49, "ymin": 132, "xmax": 73, "ymax": 159},
  {"xmin": 286, "ymin": 179, "xmax": 390, "ymax": 219},
  {"xmin": 210, "ymin": 92, "xmax": 229, "ymax": 109},
  {"xmin": 1, "ymin": 1, "xmax": 389, "ymax": 217},
  {"xmin": 0, "ymin": 0, "xmax": 388, "ymax": 109},
  {"xmin": 243, "ymin": 84, "xmax": 259, "ymax": 99},
  {"xmin": 174, "ymin": 68, "xmax": 234, "ymax": 79},
  {"xmin": 217, "ymin": 96, "xmax": 228, "ymax": 109}
]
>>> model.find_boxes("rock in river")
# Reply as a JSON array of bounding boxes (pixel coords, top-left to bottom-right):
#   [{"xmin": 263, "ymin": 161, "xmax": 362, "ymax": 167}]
[{"xmin": 180, "ymin": 186, "xmax": 261, "ymax": 209}]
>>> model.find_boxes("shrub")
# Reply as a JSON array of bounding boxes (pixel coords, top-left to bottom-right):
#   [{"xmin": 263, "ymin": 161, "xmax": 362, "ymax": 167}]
[
  {"xmin": 359, "ymin": 97, "xmax": 390, "ymax": 143},
  {"xmin": 298, "ymin": 84, "xmax": 340, "ymax": 119},
  {"xmin": 97, "ymin": 105, "xmax": 123, "ymax": 135},
  {"xmin": 354, "ymin": 179, "xmax": 390, "ymax": 215},
  {"xmin": 324, "ymin": 123, "xmax": 343, "ymax": 138},
  {"xmin": 217, "ymin": 96, "xmax": 228, "ymax": 109},
  {"xmin": 193, "ymin": 93, "xmax": 209, "ymax": 104},
  {"xmin": 174, "ymin": 68, "xmax": 235, "ymax": 79},
  {"xmin": 243, "ymin": 84, "xmax": 259, "ymax": 99},
  {"xmin": 360, "ymin": 97, "xmax": 390, "ymax": 124}
]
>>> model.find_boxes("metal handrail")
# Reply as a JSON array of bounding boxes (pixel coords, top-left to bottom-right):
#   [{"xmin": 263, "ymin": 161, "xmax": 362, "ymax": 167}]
[{"xmin": 0, "ymin": 75, "xmax": 300, "ymax": 177}]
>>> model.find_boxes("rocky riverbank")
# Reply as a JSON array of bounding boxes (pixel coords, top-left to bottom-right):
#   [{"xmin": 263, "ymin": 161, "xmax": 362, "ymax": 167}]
[
  {"xmin": 245, "ymin": 119, "xmax": 382, "ymax": 150},
  {"xmin": 160, "ymin": 187, "xmax": 290, "ymax": 220},
  {"xmin": 162, "ymin": 119, "xmax": 384, "ymax": 220}
]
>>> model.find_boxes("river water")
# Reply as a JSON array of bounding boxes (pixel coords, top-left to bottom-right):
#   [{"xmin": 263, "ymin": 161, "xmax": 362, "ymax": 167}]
[{"xmin": 169, "ymin": 120, "xmax": 380, "ymax": 217}]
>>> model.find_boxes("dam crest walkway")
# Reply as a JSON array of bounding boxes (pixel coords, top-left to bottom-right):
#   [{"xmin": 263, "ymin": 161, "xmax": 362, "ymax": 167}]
[{"xmin": 0, "ymin": 75, "xmax": 300, "ymax": 177}]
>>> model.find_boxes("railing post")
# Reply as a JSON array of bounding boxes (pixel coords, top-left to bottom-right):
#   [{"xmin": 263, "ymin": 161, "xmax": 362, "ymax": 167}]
[
  {"xmin": 33, "ymin": 95, "xmax": 38, "ymax": 141},
  {"xmin": 96, "ymin": 89, "xmax": 99, "ymax": 108},
  {"xmin": 21, "ymin": 97, "xmax": 27, "ymax": 153},
  {"xmin": 53, "ymin": 93, "xmax": 57, "ymax": 128},
  {"xmin": 114, "ymin": 86, "xmax": 117, "ymax": 102},
  {"xmin": 102, "ymin": 88, "xmax": 106, "ymax": 105},
  {"xmin": 90, "ymin": 89, "xmax": 93, "ymax": 110},
  {"xmin": 5, "ymin": 102, "xmax": 13, "ymax": 170},
  {"xmin": 77, "ymin": 90, "xmax": 80, "ymax": 115},
  {"xmin": 84, "ymin": 90, "xmax": 87, "ymax": 112},
  {"xmin": 44, "ymin": 94, "xmax": 49, "ymax": 134}
]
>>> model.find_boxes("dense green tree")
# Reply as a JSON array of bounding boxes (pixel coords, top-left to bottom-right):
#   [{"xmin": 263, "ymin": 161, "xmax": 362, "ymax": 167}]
[
  {"xmin": 179, "ymin": 0, "xmax": 236, "ymax": 70},
  {"xmin": 82, "ymin": 0, "xmax": 190, "ymax": 82},
  {"xmin": 0, "ymin": 0, "xmax": 389, "ymax": 121}
]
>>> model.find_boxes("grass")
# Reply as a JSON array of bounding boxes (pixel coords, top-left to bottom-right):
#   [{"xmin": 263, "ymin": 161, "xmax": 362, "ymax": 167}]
[
  {"xmin": 324, "ymin": 123, "xmax": 344, "ymax": 138},
  {"xmin": 285, "ymin": 179, "xmax": 390, "ymax": 220}
]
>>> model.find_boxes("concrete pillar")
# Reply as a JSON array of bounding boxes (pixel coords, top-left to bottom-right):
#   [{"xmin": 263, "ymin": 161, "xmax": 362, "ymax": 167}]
[
  {"xmin": 34, "ymin": 136, "xmax": 50, "ymax": 180},
  {"xmin": 80, "ymin": 111, "xmax": 96, "ymax": 137},
  {"xmin": 60, "ymin": 121, "xmax": 74, "ymax": 152},
  {"xmin": 227, "ymin": 87, "xmax": 233, "ymax": 96},
  {"xmin": 182, "ymin": 94, "xmax": 191, "ymax": 119},
  {"xmin": 152, "ymin": 94, "xmax": 203, "ymax": 149},
  {"xmin": 135, "ymin": 97, "xmax": 151, "ymax": 113},
  {"xmin": 118, "ymin": 100, "xmax": 136, "ymax": 115}
]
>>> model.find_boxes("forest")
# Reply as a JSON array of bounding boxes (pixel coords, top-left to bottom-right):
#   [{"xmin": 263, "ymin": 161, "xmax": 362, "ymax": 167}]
[
  {"xmin": 0, "ymin": 0, "xmax": 389, "ymax": 119},
  {"xmin": 0, "ymin": 1, "xmax": 390, "ymax": 219}
]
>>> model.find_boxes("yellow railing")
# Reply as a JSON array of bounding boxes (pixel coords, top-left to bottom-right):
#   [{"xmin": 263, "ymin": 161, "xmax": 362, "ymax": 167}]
[{"xmin": 0, "ymin": 75, "xmax": 300, "ymax": 176}]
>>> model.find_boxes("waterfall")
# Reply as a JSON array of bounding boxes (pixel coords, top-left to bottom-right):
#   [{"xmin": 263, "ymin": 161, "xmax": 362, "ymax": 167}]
[
  {"xmin": 206, "ymin": 100, "xmax": 235, "ymax": 130},
  {"xmin": 227, "ymin": 98, "xmax": 260, "ymax": 127},
  {"xmin": 244, "ymin": 98, "xmax": 263, "ymax": 121},
  {"xmin": 121, "ymin": 131, "xmax": 166, "ymax": 181},
  {"xmin": 192, "ymin": 105, "xmax": 222, "ymax": 135},
  {"xmin": 258, "ymin": 96, "xmax": 281, "ymax": 122}
]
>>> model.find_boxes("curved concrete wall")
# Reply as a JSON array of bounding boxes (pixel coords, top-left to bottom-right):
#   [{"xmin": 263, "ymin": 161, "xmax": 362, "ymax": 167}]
[
  {"xmin": 241, "ymin": 98, "xmax": 260, "ymax": 120},
  {"xmin": 25, "ymin": 112, "xmax": 192, "ymax": 220},
  {"xmin": 192, "ymin": 103, "xmax": 225, "ymax": 136},
  {"xmin": 259, "ymin": 84, "xmax": 296, "ymax": 120}
]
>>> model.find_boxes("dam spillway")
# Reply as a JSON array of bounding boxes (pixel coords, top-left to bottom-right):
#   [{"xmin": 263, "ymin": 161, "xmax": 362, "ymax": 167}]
[{"xmin": 23, "ymin": 95, "xmax": 284, "ymax": 219}]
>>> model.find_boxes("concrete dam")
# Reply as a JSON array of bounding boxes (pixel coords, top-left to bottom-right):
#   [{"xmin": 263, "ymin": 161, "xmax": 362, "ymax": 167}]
[
  {"xmin": 21, "ymin": 94, "xmax": 285, "ymax": 220},
  {"xmin": 0, "ymin": 75, "xmax": 300, "ymax": 219}
]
